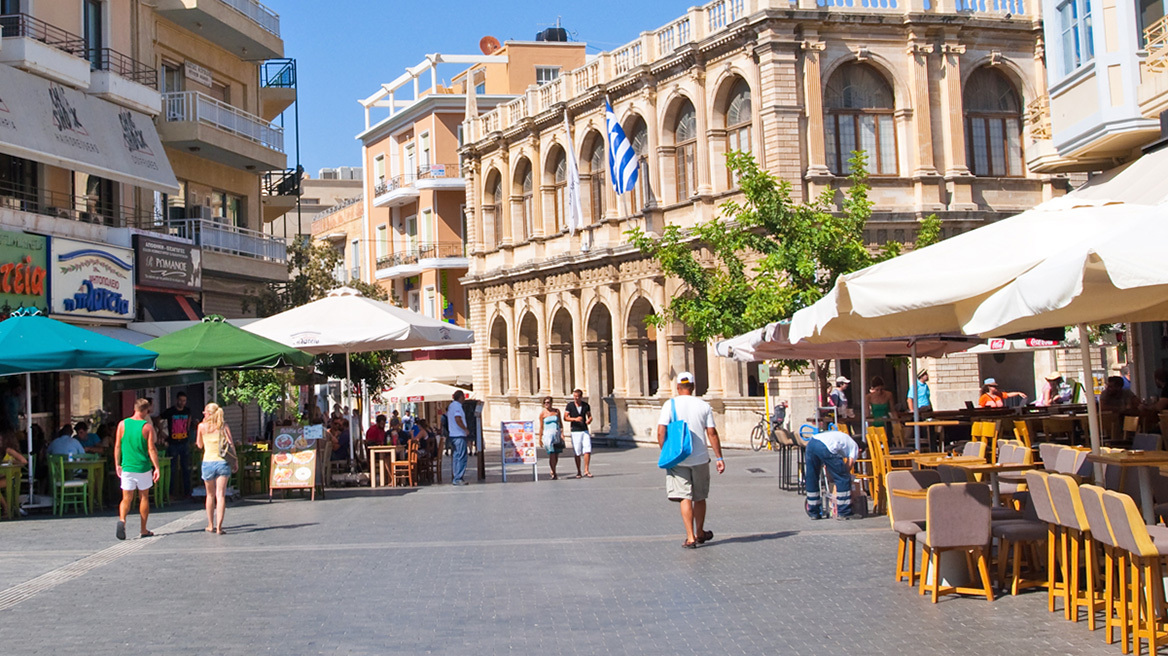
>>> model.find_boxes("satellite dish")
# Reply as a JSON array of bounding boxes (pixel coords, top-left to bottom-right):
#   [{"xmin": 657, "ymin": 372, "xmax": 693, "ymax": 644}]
[{"xmin": 479, "ymin": 35, "xmax": 502, "ymax": 55}]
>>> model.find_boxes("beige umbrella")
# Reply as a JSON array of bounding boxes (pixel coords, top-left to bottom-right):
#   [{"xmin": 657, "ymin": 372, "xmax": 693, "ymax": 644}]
[{"xmin": 384, "ymin": 378, "xmax": 471, "ymax": 404}]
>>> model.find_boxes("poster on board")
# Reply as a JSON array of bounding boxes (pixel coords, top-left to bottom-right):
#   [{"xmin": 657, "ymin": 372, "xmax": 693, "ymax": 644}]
[
  {"xmin": 270, "ymin": 426, "xmax": 317, "ymax": 499},
  {"xmin": 501, "ymin": 420, "xmax": 537, "ymax": 482}
]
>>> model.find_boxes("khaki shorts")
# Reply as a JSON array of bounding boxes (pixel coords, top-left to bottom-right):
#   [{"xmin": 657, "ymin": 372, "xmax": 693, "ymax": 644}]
[{"xmin": 666, "ymin": 463, "xmax": 711, "ymax": 502}]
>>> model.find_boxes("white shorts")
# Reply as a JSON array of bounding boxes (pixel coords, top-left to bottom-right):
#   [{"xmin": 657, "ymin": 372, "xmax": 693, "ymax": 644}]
[
  {"xmin": 571, "ymin": 431, "xmax": 592, "ymax": 454},
  {"xmin": 120, "ymin": 471, "xmax": 153, "ymax": 491}
]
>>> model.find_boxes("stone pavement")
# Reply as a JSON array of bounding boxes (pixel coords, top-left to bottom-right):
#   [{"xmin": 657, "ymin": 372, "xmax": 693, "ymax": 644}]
[{"xmin": 0, "ymin": 446, "xmax": 1114, "ymax": 654}]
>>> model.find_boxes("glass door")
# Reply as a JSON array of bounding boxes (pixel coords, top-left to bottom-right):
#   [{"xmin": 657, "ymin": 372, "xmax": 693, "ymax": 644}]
[{"xmin": 84, "ymin": 0, "xmax": 103, "ymax": 69}]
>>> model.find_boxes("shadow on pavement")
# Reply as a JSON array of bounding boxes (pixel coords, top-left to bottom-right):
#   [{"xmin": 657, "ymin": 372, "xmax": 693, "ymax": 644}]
[{"xmin": 709, "ymin": 531, "xmax": 798, "ymax": 545}]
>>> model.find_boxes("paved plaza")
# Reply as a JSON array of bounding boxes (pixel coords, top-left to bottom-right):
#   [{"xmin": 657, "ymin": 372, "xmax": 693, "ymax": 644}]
[{"xmin": 0, "ymin": 446, "xmax": 1114, "ymax": 654}]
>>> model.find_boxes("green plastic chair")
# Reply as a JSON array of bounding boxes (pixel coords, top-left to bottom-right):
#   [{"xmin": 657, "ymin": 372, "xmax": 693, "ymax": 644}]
[
  {"xmin": 49, "ymin": 455, "xmax": 89, "ymax": 516},
  {"xmin": 153, "ymin": 456, "xmax": 171, "ymax": 507}
]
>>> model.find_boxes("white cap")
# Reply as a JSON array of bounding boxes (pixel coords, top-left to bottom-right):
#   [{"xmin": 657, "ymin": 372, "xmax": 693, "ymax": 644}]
[
  {"xmin": 836, "ymin": 376, "xmax": 850, "ymax": 384},
  {"xmin": 984, "ymin": 377, "xmax": 997, "ymax": 386},
  {"xmin": 676, "ymin": 371, "xmax": 695, "ymax": 384}
]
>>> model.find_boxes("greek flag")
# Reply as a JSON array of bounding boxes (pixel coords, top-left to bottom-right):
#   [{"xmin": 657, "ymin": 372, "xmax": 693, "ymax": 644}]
[
  {"xmin": 605, "ymin": 100, "xmax": 638, "ymax": 195},
  {"xmin": 563, "ymin": 113, "xmax": 584, "ymax": 235}
]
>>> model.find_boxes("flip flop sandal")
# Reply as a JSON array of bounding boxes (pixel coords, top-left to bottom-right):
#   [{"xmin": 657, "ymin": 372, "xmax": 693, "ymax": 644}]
[
  {"xmin": 697, "ymin": 530, "xmax": 714, "ymax": 544},
  {"xmin": 139, "ymin": 531, "xmax": 155, "ymax": 538},
  {"xmin": 116, "ymin": 520, "xmax": 126, "ymax": 541},
  {"xmin": 584, "ymin": 473, "xmax": 593, "ymax": 478},
  {"xmin": 682, "ymin": 540, "xmax": 699, "ymax": 549},
  {"xmin": 575, "ymin": 474, "xmax": 583, "ymax": 479}
]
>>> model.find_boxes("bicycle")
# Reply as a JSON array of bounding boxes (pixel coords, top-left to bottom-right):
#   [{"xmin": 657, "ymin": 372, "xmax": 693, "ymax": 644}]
[{"xmin": 750, "ymin": 402, "xmax": 789, "ymax": 451}]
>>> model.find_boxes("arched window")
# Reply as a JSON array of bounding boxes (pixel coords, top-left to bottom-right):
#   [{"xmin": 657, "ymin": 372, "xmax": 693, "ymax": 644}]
[
  {"xmin": 725, "ymin": 78, "xmax": 752, "ymax": 186},
  {"xmin": 965, "ymin": 67, "xmax": 1024, "ymax": 177},
  {"xmin": 824, "ymin": 63, "xmax": 897, "ymax": 176},
  {"xmin": 485, "ymin": 173, "xmax": 503, "ymax": 246},
  {"xmin": 489, "ymin": 316, "xmax": 509, "ymax": 394},
  {"xmin": 552, "ymin": 150, "xmax": 566, "ymax": 234},
  {"xmin": 587, "ymin": 138, "xmax": 605, "ymax": 222},
  {"xmin": 628, "ymin": 118, "xmax": 650, "ymax": 212},
  {"xmin": 516, "ymin": 160, "xmax": 533, "ymax": 242},
  {"xmin": 673, "ymin": 101, "xmax": 698, "ymax": 200}
]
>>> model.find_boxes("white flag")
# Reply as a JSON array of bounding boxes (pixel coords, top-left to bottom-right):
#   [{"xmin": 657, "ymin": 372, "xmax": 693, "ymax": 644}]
[{"xmin": 563, "ymin": 113, "xmax": 584, "ymax": 235}]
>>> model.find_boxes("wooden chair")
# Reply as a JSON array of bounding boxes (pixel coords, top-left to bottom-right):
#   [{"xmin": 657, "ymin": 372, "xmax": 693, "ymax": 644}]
[
  {"xmin": 1123, "ymin": 415, "xmax": 1141, "ymax": 441},
  {"xmin": 991, "ymin": 488, "xmax": 1047, "ymax": 596},
  {"xmin": 1102, "ymin": 489, "xmax": 1168, "ymax": 655},
  {"xmin": 886, "ymin": 470, "xmax": 940, "ymax": 587},
  {"xmin": 1044, "ymin": 417, "xmax": 1075, "ymax": 444},
  {"xmin": 1026, "ymin": 470, "xmax": 1068, "ymax": 615},
  {"xmin": 919, "ymin": 482, "xmax": 995, "ymax": 603},
  {"xmin": 972, "ymin": 420, "xmax": 1002, "ymax": 462},
  {"xmin": 890, "ymin": 421, "xmax": 908, "ymax": 450},
  {"xmin": 1080, "ymin": 484, "xmax": 1130, "ymax": 648},
  {"xmin": 856, "ymin": 428, "xmax": 883, "ymax": 515},
  {"xmin": 391, "ymin": 442, "xmax": 419, "ymax": 487},
  {"xmin": 1012, "ymin": 420, "xmax": 1033, "ymax": 450},
  {"xmin": 1048, "ymin": 473, "xmax": 1104, "ymax": 625},
  {"xmin": 49, "ymin": 455, "xmax": 89, "ymax": 516}
]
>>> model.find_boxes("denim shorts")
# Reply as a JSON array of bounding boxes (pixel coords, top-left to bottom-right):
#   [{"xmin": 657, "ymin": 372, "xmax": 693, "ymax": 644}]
[{"xmin": 201, "ymin": 460, "xmax": 231, "ymax": 480}]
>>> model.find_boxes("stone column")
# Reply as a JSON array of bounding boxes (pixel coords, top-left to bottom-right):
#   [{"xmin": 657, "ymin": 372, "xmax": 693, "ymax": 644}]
[
  {"xmin": 692, "ymin": 66, "xmax": 713, "ymax": 197},
  {"xmin": 939, "ymin": 38, "xmax": 977, "ymax": 210},
  {"xmin": 573, "ymin": 291, "xmax": 587, "ymax": 395},
  {"xmin": 906, "ymin": 37, "xmax": 944, "ymax": 212},
  {"xmin": 506, "ymin": 300, "xmax": 519, "ymax": 396},
  {"xmin": 610, "ymin": 284, "xmax": 629, "ymax": 398},
  {"xmin": 536, "ymin": 296, "xmax": 550, "ymax": 396},
  {"xmin": 801, "ymin": 38, "xmax": 830, "ymax": 180}
]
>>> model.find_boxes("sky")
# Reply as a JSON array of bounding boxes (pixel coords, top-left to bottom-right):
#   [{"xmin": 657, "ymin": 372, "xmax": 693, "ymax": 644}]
[{"xmin": 265, "ymin": 0, "xmax": 691, "ymax": 175}]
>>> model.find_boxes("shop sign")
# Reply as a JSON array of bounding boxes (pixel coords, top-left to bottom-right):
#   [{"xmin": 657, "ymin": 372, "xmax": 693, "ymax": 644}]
[
  {"xmin": 0, "ymin": 228, "xmax": 48, "ymax": 313},
  {"xmin": 50, "ymin": 237, "xmax": 134, "ymax": 320},
  {"xmin": 133, "ymin": 235, "xmax": 201, "ymax": 292}
]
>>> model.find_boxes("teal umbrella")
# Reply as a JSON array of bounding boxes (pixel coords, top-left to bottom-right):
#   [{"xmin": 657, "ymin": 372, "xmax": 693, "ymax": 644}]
[{"xmin": 0, "ymin": 309, "xmax": 158, "ymax": 506}]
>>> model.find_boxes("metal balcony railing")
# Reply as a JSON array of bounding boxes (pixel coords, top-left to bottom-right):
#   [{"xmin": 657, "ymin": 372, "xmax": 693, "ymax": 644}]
[
  {"xmin": 154, "ymin": 218, "xmax": 286, "ymax": 262},
  {"xmin": 416, "ymin": 164, "xmax": 461, "ymax": 180},
  {"xmin": 221, "ymin": 0, "xmax": 281, "ymax": 37},
  {"xmin": 373, "ymin": 173, "xmax": 417, "ymax": 196},
  {"xmin": 261, "ymin": 58, "xmax": 295, "ymax": 88},
  {"xmin": 0, "ymin": 179, "xmax": 155, "ymax": 228},
  {"xmin": 1026, "ymin": 94, "xmax": 1052, "ymax": 140},
  {"xmin": 0, "ymin": 13, "xmax": 85, "ymax": 56},
  {"xmin": 162, "ymin": 90, "xmax": 284, "ymax": 152},
  {"xmin": 1146, "ymin": 15, "xmax": 1168, "ymax": 73},
  {"xmin": 88, "ymin": 47, "xmax": 157, "ymax": 86},
  {"xmin": 262, "ymin": 167, "xmax": 301, "ymax": 197},
  {"xmin": 376, "ymin": 242, "xmax": 467, "ymax": 270}
]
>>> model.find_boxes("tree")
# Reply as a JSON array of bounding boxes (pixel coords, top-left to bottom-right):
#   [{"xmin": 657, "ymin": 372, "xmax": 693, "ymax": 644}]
[{"xmin": 627, "ymin": 151, "xmax": 940, "ymax": 396}]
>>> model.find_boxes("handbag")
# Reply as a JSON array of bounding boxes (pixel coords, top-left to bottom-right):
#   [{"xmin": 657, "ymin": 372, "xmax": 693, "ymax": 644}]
[
  {"xmin": 657, "ymin": 399, "xmax": 692, "ymax": 469},
  {"xmin": 218, "ymin": 431, "xmax": 238, "ymax": 474}
]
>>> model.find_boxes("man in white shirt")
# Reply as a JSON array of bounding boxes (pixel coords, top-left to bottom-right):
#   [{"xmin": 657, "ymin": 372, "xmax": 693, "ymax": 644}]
[
  {"xmin": 656, "ymin": 371, "xmax": 724, "ymax": 549},
  {"xmin": 446, "ymin": 390, "xmax": 469, "ymax": 485},
  {"xmin": 804, "ymin": 429, "xmax": 859, "ymax": 520}
]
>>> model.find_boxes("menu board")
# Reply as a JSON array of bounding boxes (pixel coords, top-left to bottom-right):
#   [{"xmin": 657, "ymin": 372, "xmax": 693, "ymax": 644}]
[
  {"xmin": 502, "ymin": 421, "xmax": 536, "ymax": 465},
  {"xmin": 270, "ymin": 426, "xmax": 318, "ymax": 494}
]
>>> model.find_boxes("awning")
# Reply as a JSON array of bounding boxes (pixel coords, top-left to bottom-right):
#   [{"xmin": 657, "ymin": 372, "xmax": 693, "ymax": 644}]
[
  {"xmin": 1046, "ymin": 146, "xmax": 1168, "ymax": 208},
  {"xmin": 0, "ymin": 63, "xmax": 179, "ymax": 194},
  {"xmin": 91, "ymin": 369, "xmax": 212, "ymax": 393},
  {"xmin": 137, "ymin": 290, "xmax": 203, "ymax": 322}
]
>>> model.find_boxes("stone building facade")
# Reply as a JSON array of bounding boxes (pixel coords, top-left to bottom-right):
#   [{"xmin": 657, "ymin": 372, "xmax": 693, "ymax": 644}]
[{"xmin": 460, "ymin": 0, "xmax": 1062, "ymax": 446}]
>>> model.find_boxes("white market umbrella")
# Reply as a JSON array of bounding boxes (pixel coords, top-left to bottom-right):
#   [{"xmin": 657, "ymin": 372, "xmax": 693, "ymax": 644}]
[
  {"xmin": 244, "ymin": 287, "xmax": 474, "ymax": 464},
  {"xmin": 384, "ymin": 378, "xmax": 471, "ymax": 404},
  {"xmin": 789, "ymin": 199, "xmax": 1168, "ymax": 461},
  {"xmin": 716, "ymin": 321, "xmax": 977, "ymax": 449}
]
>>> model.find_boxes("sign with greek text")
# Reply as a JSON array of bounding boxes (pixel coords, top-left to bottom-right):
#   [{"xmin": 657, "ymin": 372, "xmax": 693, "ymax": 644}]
[
  {"xmin": 0, "ymin": 228, "xmax": 48, "ymax": 315},
  {"xmin": 133, "ymin": 234, "xmax": 201, "ymax": 291},
  {"xmin": 50, "ymin": 237, "xmax": 135, "ymax": 321}
]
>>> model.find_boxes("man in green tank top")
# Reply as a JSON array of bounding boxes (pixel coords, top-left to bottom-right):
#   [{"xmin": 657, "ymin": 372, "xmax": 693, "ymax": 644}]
[{"xmin": 114, "ymin": 398, "xmax": 160, "ymax": 540}]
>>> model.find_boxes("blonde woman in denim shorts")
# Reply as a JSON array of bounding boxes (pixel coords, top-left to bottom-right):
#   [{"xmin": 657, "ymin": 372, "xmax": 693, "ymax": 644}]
[{"xmin": 196, "ymin": 403, "xmax": 232, "ymax": 534}]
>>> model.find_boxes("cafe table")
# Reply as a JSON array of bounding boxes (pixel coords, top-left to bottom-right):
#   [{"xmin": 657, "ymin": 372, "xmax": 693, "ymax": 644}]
[
  {"xmin": 903, "ymin": 420, "xmax": 969, "ymax": 451},
  {"xmin": 368, "ymin": 444, "xmax": 406, "ymax": 488},
  {"xmin": 0, "ymin": 463, "xmax": 22, "ymax": 519},
  {"xmin": 1085, "ymin": 450, "xmax": 1168, "ymax": 523},
  {"xmin": 911, "ymin": 454, "xmax": 986, "ymax": 469},
  {"xmin": 945, "ymin": 461, "xmax": 1038, "ymax": 507},
  {"xmin": 72, "ymin": 456, "xmax": 106, "ymax": 511}
]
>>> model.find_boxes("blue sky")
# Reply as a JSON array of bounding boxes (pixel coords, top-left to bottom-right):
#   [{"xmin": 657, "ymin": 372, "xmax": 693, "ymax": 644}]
[{"xmin": 265, "ymin": 0, "xmax": 690, "ymax": 175}]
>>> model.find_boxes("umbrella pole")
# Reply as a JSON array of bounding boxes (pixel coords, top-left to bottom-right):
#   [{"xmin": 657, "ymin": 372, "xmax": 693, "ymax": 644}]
[
  {"xmin": 858, "ymin": 341, "xmax": 867, "ymax": 439},
  {"xmin": 212, "ymin": 368, "xmax": 218, "ymax": 404},
  {"xmin": 910, "ymin": 344, "xmax": 921, "ymax": 452},
  {"xmin": 26, "ymin": 372, "xmax": 33, "ymax": 505},
  {"xmin": 346, "ymin": 352, "xmax": 355, "ymax": 473},
  {"xmin": 1078, "ymin": 323, "xmax": 1103, "ymax": 481}
]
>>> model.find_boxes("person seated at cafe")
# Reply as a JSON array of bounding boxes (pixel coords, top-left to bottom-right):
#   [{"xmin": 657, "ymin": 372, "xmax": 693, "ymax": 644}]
[
  {"xmin": 389, "ymin": 411, "xmax": 402, "ymax": 433},
  {"xmin": 977, "ymin": 378, "xmax": 1027, "ymax": 408},
  {"xmin": 337, "ymin": 420, "xmax": 351, "ymax": 460},
  {"xmin": 1100, "ymin": 376, "xmax": 1139, "ymax": 414},
  {"xmin": 365, "ymin": 414, "xmax": 387, "ymax": 447},
  {"xmin": 1036, "ymin": 372, "xmax": 1073, "ymax": 407},
  {"xmin": 412, "ymin": 418, "xmax": 438, "ymax": 459},
  {"xmin": 47, "ymin": 425, "xmax": 85, "ymax": 458},
  {"xmin": 75, "ymin": 421, "xmax": 103, "ymax": 454},
  {"xmin": 0, "ymin": 431, "xmax": 28, "ymax": 517},
  {"xmin": 1140, "ymin": 368, "xmax": 1168, "ymax": 414}
]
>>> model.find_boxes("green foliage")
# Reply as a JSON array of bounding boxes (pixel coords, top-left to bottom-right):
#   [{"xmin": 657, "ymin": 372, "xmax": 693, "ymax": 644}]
[{"xmin": 217, "ymin": 368, "xmax": 297, "ymax": 417}]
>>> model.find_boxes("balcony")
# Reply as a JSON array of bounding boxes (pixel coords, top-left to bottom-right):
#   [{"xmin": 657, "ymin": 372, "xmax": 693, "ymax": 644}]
[
  {"xmin": 261, "ymin": 167, "xmax": 300, "ymax": 223},
  {"xmin": 415, "ymin": 164, "xmax": 465, "ymax": 191},
  {"xmin": 372, "ymin": 174, "xmax": 419, "ymax": 208},
  {"xmin": 259, "ymin": 58, "xmax": 296, "ymax": 121},
  {"xmin": 159, "ymin": 90, "xmax": 286, "ymax": 171},
  {"xmin": 0, "ymin": 179, "xmax": 156, "ymax": 240},
  {"xmin": 155, "ymin": 0, "xmax": 283, "ymax": 61},
  {"xmin": 375, "ymin": 241, "xmax": 469, "ymax": 280},
  {"xmin": 0, "ymin": 13, "xmax": 90, "ymax": 88},
  {"xmin": 148, "ymin": 217, "xmax": 286, "ymax": 262},
  {"xmin": 87, "ymin": 48, "xmax": 162, "ymax": 115},
  {"xmin": 1141, "ymin": 16, "xmax": 1168, "ymax": 120}
]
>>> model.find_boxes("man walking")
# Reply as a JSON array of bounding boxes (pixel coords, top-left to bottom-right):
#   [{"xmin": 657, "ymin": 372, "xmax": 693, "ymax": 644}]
[
  {"xmin": 804, "ymin": 429, "xmax": 858, "ymax": 520},
  {"xmin": 446, "ymin": 390, "xmax": 469, "ymax": 485},
  {"xmin": 565, "ymin": 389, "xmax": 593, "ymax": 478},
  {"xmin": 656, "ymin": 372, "xmax": 724, "ymax": 549},
  {"xmin": 114, "ymin": 398, "xmax": 160, "ymax": 540},
  {"xmin": 161, "ymin": 392, "xmax": 196, "ymax": 499}
]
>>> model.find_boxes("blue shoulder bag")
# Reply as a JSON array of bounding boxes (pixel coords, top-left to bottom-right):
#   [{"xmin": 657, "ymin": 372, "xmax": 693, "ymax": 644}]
[{"xmin": 657, "ymin": 399, "xmax": 692, "ymax": 469}]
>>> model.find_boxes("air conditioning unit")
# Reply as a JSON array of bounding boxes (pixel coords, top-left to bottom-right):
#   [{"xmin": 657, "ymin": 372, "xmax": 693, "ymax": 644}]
[{"xmin": 188, "ymin": 205, "xmax": 215, "ymax": 221}]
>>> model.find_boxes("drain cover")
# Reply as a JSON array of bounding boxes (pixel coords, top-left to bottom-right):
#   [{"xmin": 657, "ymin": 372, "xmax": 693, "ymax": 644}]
[{"xmin": 746, "ymin": 467, "xmax": 767, "ymax": 474}]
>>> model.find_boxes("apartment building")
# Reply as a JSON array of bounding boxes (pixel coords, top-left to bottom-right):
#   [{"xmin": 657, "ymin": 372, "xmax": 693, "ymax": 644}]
[
  {"xmin": 460, "ymin": 0, "xmax": 1060, "ymax": 445},
  {"xmin": 0, "ymin": 0, "xmax": 293, "ymax": 432},
  {"xmin": 356, "ymin": 41, "xmax": 586, "ymax": 384}
]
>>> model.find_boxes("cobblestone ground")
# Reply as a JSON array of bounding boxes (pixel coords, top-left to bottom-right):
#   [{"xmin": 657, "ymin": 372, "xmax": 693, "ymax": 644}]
[{"xmin": 0, "ymin": 446, "xmax": 1116, "ymax": 654}]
